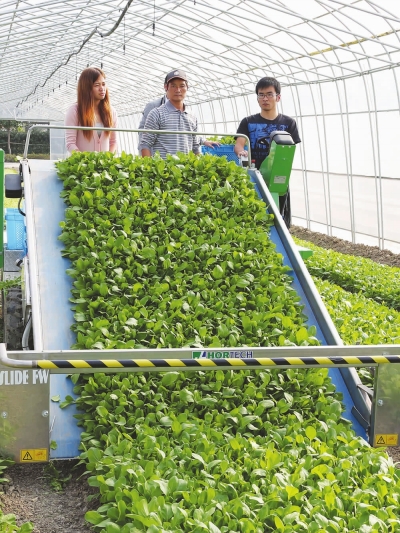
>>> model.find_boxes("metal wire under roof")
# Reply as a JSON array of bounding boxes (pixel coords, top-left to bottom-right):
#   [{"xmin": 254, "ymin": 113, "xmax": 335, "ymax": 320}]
[{"xmin": 0, "ymin": 0, "xmax": 399, "ymax": 120}]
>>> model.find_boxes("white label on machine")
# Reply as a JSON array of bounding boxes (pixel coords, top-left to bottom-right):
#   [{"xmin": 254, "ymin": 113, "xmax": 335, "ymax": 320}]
[
  {"xmin": 192, "ymin": 350, "xmax": 254, "ymax": 359},
  {"xmin": 0, "ymin": 369, "xmax": 49, "ymax": 386},
  {"xmin": 274, "ymin": 175, "xmax": 287, "ymax": 184}
]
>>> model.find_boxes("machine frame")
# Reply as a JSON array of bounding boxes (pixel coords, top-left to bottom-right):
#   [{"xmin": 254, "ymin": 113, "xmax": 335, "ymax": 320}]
[{"xmin": 0, "ymin": 127, "xmax": 398, "ymax": 463}]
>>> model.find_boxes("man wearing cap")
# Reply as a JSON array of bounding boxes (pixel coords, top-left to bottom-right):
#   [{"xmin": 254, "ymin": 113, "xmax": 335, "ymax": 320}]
[{"xmin": 141, "ymin": 69, "xmax": 217, "ymax": 158}]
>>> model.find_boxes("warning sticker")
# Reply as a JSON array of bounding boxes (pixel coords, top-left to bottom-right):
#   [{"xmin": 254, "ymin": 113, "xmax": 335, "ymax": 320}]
[
  {"xmin": 375, "ymin": 434, "xmax": 398, "ymax": 447},
  {"xmin": 20, "ymin": 449, "xmax": 48, "ymax": 462}
]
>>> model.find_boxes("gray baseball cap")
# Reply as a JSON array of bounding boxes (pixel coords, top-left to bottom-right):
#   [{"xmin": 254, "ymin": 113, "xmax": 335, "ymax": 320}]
[{"xmin": 165, "ymin": 69, "xmax": 188, "ymax": 83}]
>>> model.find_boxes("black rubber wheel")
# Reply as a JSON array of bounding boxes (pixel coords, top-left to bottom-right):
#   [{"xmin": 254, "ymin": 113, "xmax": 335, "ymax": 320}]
[
  {"xmin": 4, "ymin": 287, "xmax": 24, "ymax": 350},
  {"xmin": 279, "ymin": 189, "xmax": 292, "ymax": 229}
]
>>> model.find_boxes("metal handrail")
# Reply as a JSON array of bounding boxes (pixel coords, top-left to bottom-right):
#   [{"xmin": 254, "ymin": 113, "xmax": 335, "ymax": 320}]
[{"xmin": 1, "ymin": 343, "xmax": 400, "ymax": 371}]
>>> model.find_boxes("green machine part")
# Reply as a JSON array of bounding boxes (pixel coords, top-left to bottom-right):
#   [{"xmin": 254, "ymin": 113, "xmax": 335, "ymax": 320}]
[
  {"xmin": 258, "ymin": 131, "xmax": 312, "ymax": 260},
  {"xmin": 258, "ymin": 130, "xmax": 296, "ymax": 210}
]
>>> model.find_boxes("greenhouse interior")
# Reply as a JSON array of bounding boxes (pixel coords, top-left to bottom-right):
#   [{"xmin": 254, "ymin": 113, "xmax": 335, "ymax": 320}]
[
  {"xmin": 1, "ymin": 0, "xmax": 399, "ymax": 252},
  {"xmin": 3, "ymin": 2, "xmax": 400, "ymax": 532}
]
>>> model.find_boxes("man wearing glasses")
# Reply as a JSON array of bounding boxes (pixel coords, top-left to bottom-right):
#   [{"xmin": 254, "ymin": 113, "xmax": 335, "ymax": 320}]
[{"xmin": 234, "ymin": 77, "xmax": 301, "ymax": 227}]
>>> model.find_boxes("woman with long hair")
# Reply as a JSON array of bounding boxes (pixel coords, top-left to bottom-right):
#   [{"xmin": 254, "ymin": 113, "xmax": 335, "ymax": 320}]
[{"xmin": 65, "ymin": 67, "xmax": 118, "ymax": 154}]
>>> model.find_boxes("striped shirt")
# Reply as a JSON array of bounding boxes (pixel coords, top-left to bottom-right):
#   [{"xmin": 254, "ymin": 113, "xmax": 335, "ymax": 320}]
[{"xmin": 141, "ymin": 100, "xmax": 200, "ymax": 158}]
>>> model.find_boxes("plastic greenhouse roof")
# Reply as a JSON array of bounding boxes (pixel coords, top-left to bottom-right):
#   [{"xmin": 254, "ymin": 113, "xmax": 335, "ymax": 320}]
[{"xmin": 1, "ymin": 0, "xmax": 400, "ymax": 121}]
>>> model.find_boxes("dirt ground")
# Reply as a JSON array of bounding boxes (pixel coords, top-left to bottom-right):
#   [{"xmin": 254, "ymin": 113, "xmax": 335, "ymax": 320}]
[
  {"xmin": 1, "ymin": 225, "xmax": 400, "ymax": 532},
  {"xmin": 0, "ymin": 461, "xmax": 95, "ymax": 532}
]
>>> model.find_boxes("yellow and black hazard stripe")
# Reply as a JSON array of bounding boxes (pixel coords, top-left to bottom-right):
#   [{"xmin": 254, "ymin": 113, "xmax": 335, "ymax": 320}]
[{"xmin": 35, "ymin": 354, "xmax": 400, "ymax": 370}]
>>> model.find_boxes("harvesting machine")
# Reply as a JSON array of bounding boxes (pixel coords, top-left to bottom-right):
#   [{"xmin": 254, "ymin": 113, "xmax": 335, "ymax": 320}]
[{"xmin": 0, "ymin": 126, "xmax": 397, "ymax": 464}]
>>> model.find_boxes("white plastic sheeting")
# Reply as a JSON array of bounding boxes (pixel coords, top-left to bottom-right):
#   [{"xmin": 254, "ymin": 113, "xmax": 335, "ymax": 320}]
[{"xmin": 1, "ymin": 0, "xmax": 400, "ymax": 250}]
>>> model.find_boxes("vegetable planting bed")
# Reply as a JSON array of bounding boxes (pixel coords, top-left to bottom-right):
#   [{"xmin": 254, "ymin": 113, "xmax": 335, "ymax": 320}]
[
  {"xmin": 293, "ymin": 236, "xmax": 400, "ymax": 346},
  {"xmin": 290, "ymin": 226, "xmax": 400, "ymax": 269}
]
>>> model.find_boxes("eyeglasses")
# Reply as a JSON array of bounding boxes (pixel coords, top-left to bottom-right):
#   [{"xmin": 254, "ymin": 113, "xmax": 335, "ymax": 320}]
[{"xmin": 257, "ymin": 92, "xmax": 277, "ymax": 99}]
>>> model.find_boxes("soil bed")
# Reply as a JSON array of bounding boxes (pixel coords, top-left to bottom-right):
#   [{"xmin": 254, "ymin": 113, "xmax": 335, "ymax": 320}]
[{"xmin": 0, "ymin": 461, "xmax": 95, "ymax": 532}]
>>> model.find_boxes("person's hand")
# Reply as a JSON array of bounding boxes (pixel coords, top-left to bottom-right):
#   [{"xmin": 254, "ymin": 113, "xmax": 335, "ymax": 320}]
[
  {"xmin": 203, "ymin": 140, "xmax": 220, "ymax": 148},
  {"xmin": 237, "ymin": 149, "xmax": 248, "ymax": 157}
]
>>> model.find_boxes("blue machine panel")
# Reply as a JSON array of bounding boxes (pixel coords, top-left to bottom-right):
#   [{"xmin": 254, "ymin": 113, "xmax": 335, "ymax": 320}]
[{"xmin": 27, "ymin": 160, "xmax": 81, "ymax": 458}]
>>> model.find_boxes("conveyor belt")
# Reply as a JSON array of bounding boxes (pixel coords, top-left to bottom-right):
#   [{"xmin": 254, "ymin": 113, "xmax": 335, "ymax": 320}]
[{"xmin": 22, "ymin": 161, "xmax": 368, "ymax": 459}]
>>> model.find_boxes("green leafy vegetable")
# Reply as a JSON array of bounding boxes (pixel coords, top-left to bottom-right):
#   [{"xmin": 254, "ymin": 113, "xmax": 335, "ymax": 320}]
[
  {"xmin": 56, "ymin": 151, "xmax": 316, "ymax": 350},
  {"xmin": 295, "ymin": 238, "xmax": 400, "ymax": 310}
]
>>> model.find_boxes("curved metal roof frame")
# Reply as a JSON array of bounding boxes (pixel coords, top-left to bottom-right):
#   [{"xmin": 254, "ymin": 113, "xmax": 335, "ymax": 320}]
[{"xmin": 1, "ymin": 0, "xmax": 400, "ymax": 120}]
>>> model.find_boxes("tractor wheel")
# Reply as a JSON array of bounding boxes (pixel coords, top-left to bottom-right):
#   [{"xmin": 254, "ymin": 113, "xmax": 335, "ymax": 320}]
[{"xmin": 4, "ymin": 287, "xmax": 24, "ymax": 350}]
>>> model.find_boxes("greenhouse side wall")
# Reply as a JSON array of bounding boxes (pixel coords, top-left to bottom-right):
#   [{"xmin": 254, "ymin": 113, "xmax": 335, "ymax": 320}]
[{"xmin": 183, "ymin": 67, "xmax": 400, "ymax": 254}]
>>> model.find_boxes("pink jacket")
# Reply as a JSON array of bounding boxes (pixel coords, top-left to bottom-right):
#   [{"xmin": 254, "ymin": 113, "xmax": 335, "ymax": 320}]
[{"xmin": 65, "ymin": 103, "xmax": 118, "ymax": 154}]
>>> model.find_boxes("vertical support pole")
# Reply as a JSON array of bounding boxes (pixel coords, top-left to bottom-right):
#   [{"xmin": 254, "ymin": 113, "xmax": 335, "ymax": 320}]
[{"xmin": 0, "ymin": 149, "xmax": 4, "ymax": 269}]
